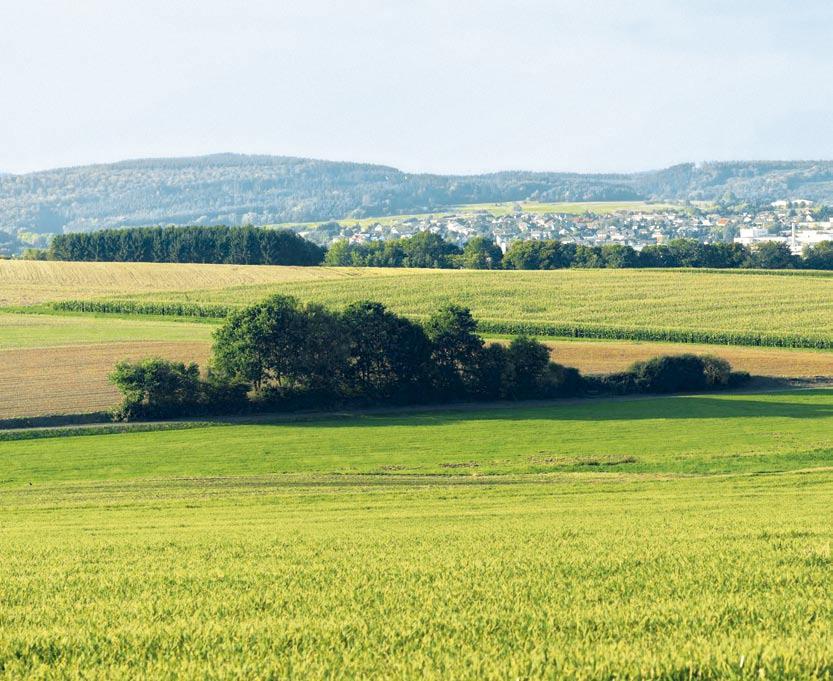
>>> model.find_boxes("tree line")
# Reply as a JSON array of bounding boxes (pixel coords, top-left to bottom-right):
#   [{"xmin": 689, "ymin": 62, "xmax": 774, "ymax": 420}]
[
  {"xmin": 48, "ymin": 226, "xmax": 325, "ymax": 265},
  {"xmin": 42, "ymin": 225, "xmax": 833, "ymax": 271},
  {"xmin": 110, "ymin": 296, "xmax": 748, "ymax": 420},
  {"xmin": 327, "ymin": 234, "xmax": 833, "ymax": 270}
]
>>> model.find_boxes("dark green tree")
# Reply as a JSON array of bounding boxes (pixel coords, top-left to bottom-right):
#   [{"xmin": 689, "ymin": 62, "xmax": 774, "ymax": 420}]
[
  {"xmin": 424, "ymin": 305, "xmax": 484, "ymax": 397},
  {"xmin": 461, "ymin": 237, "xmax": 503, "ymax": 269},
  {"xmin": 340, "ymin": 301, "xmax": 432, "ymax": 399},
  {"xmin": 745, "ymin": 241, "xmax": 798, "ymax": 269}
]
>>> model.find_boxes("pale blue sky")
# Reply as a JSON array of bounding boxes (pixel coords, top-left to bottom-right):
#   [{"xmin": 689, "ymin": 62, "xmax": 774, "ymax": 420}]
[{"xmin": 2, "ymin": 0, "xmax": 833, "ymax": 174}]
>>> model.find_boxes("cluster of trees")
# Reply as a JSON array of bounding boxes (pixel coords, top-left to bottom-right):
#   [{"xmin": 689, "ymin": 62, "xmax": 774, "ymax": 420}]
[
  {"xmin": 48, "ymin": 226, "xmax": 325, "ymax": 265},
  {"xmin": 327, "ymin": 234, "xmax": 833, "ymax": 271},
  {"xmin": 110, "ymin": 296, "xmax": 748, "ymax": 420},
  {"xmin": 41, "ymin": 223, "xmax": 833, "ymax": 271},
  {"xmin": 111, "ymin": 296, "xmax": 582, "ymax": 419},
  {"xmin": 324, "ymin": 232, "xmax": 466, "ymax": 268}
]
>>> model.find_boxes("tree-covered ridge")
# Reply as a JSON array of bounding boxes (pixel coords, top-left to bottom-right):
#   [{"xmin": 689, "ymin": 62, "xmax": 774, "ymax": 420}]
[{"xmin": 6, "ymin": 154, "xmax": 833, "ymax": 234}]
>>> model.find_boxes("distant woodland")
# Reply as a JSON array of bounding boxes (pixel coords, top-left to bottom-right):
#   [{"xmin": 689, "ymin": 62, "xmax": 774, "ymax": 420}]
[{"xmin": 4, "ymin": 154, "xmax": 833, "ymax": 234}]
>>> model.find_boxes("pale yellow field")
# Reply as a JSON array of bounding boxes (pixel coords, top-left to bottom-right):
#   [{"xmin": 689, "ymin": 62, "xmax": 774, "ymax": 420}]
[{"xmin": 0, "ymin": 260, "xmax": 415, "ymax": 306}]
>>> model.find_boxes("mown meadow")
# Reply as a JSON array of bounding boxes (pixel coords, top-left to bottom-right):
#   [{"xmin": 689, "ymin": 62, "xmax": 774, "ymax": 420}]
[{"xmin": 3, "ymin": 390, "xmax": 833, "ymax": 678}]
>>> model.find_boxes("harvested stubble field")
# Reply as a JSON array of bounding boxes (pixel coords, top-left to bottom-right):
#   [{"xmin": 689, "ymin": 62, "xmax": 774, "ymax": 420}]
[
  {"xmin": 543, "ymin": 338, "xmax": 833, "ymax": 378},
  {"xmin": 0, "ymin": 341, "xmax": 211, "ymax": 420},
  {"xmin": 3, "ymin": 391, "xmax": 833, "ymax": 677},
  {"xmin": 0, "ymin": 259, "xmax": 393, "ymax": 307}
]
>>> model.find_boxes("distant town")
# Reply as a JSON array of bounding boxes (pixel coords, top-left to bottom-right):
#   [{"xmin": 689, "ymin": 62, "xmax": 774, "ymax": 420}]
[
  {"xmin": 5, "ymin": 199, "xmax": 833, "ymax": 259},
  {"xmin": 297, "ymin": 199, "xmax": 833, "ymax": 256}
]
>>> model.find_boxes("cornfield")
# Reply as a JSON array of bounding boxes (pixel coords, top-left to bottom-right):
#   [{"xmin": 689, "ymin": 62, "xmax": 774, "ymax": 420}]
[{"xmin": 48, "ymin": 268, "xmax": 833, "ymax": 349}]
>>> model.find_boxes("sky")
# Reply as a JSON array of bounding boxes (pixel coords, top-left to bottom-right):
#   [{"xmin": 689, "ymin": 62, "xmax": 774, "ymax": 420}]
[{"xmin": 2, "ymin": 0, "xmax": 833, "ymax": 175}]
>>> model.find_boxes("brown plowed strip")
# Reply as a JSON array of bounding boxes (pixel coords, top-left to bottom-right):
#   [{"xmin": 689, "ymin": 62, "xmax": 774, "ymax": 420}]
[
  {"xmin": 0, "ymin": 341, "xmax": 211, "ymax": 419},
  {"xmin": 541, "ymin": 340, "xmax": 833, "ymax": 377},
  {"xmin": 2, "ymin": 338, "xmax": 832, "ymax": 421}
]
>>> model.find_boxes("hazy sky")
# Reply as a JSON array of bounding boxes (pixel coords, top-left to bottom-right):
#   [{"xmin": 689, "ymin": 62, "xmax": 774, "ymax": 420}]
[{"xmin": 3, "ymin": 0, "xmax": 833, "ymax": 174}]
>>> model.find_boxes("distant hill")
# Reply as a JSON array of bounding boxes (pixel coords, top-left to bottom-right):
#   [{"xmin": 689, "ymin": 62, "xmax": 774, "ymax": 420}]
[{"xmin": 2, "ymin": 154, "xmax": 833, "ymax": 233}]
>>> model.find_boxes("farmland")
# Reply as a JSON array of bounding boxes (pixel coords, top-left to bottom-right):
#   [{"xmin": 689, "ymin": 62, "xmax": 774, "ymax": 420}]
[
  {"xmin": 0, "ymin": 259, "xmax": 384, "ymax": 307},
  {"xmin": 0, "ymin": 341, "xmax": 211, "ymax": 420},
  {"xmin": 9, "ymin": 261, "xmax": 833, "ymax": 348},
  {"xmin": 4, "ymin": 391, "xmax": 833, "ymax": 677},
  {"xmin": 6, "ymin": 262, "xmax": 833, "ymax": 345},
  {"xmin": 6, "ymin": 261, "xmax": 833, "ymax": 419},
  {"xmin": 5, "ymin": 260, "xmax": 833, "ymax": 676},
  {"xmin": 5, "ymin": 327, "xmax": 833, "ymax": 421},
  {"xmin": 101, "ymin": 267, "xmax": 833, "ymax": 347}
]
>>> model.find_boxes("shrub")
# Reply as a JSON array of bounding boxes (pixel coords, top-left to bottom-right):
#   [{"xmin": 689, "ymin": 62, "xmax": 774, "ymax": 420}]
[
  {"xmin": 628, "ymin": 354, "xmax": 708, "ymax": 393},
  {"xmin": 702, "ymin": 355, "xmax": 732, "ymax": 386},
  {"xmin": 728, "ymin": 371, "xmax": 752, "ymax": 387},
  {"xmin": 110, "ymin": 358, "xmax": 201, "ymax": 420}
]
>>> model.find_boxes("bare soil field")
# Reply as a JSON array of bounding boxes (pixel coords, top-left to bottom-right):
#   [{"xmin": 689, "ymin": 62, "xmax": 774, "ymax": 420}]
[
  {"xmin": 544, "ymin": 339, "xmax": 833, "ymax": 378},
  {"xmin": 0, "ymin": 341, "xmax": 211, "ymax": 420}
]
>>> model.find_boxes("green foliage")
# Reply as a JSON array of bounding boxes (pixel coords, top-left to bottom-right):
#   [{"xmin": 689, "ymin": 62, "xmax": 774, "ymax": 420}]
[
  {"xmin": 460, "ymin": 237, "xmax": 502, "ymax": 269},
  {"xmin": 110, "ymin": 357, "xmax": 201, "ymax": 420},
  {"xmin": 340, "ymin": 301, "xmax": 431, "ymax": 400},
  {"xmin": 212, "ymin": 295, "xmax": 344, "ymax": 393},
  {"xmin": 628, "ymin": 354, "xmax": 708, "ymax": 393},
  {"xmin": 745, "ymin": 241, "xmax": 799, "ymax": 269},
  {"xmin": 504, "ymin": 335, "xmax": 552, "ymax": 398},
  {"xmin": 803, "ymin": 241, "xmax": 833, "ymax": 269},
  {"xmin": 20, "ymin": 247, "xmax": 49, "ymax": 260},
  {"xmin": 51, "ymin": 300, "xmax": 232, "ymax": 318},
  {"xmin": 702, "ymin": 355, "xmax": 732, "ymax": 386},
  {"xmin": 324, "ymin": 231, "xmax": 461, "ymax": 268},
  {"xmin": 49, "ymin": 226, "xmax": 325, "ymax": 265},
  {"xmin": 424, "ymin": 305, "xmax": 483, "ymax": 397}
]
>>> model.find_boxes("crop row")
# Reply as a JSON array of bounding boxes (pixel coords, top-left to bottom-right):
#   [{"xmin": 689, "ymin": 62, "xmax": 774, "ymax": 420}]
[
  {"xmin": 50, "ymin": 298, "xmax": 833, "ymax": 349},
  {"xmin": 51, "ymin": 299, "xmax": 233, "ymax": 318}
]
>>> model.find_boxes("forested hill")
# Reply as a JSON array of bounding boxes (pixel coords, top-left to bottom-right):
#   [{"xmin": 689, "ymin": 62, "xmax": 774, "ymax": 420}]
[{"xmin": 4, "ymin": 154, "xmax": 833, "ymax": 233}]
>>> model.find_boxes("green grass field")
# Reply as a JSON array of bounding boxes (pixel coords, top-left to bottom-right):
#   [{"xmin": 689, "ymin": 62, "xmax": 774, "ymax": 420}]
[
  {"xmin": 3, "ymin": 390, "xmax": 833, "ymax": 677},
  {"xmin": 5, "ymin": 389, "xmax": 833, "ymax": 484},
  {"xmin": 0, "ymin": 312, "xmax": 213, "ymax": 350}
]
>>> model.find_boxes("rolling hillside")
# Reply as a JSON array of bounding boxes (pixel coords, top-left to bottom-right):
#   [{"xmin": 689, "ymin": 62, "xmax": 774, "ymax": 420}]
[{"xmin": 4, "ymin": 154, "xmax": 833, "ymax": 233}]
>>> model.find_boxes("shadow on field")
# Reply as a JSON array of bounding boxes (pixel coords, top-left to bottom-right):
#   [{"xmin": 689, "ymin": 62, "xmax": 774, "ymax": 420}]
[{"xmin": 246, "ymin": 390, "xmax": 833, "ymax": 429}]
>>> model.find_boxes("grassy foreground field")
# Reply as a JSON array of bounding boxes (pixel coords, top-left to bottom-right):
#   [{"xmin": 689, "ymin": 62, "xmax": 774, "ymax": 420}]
[
  {"xmin": 5, "ymin": 389, "xmax": 833, "ymax": 480},
  {"xmin": 3, "ymin": 390, "xmax": 833, "ymax": 677}
]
